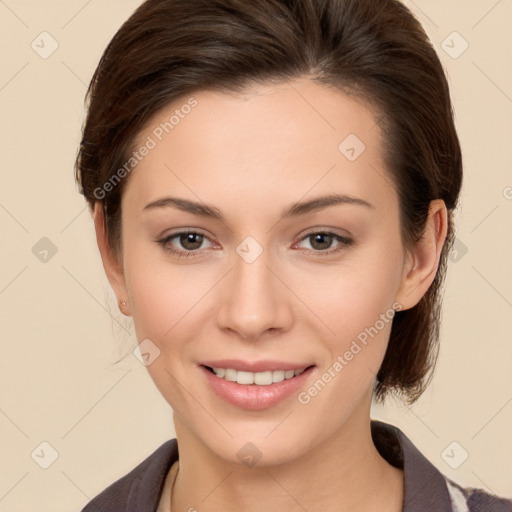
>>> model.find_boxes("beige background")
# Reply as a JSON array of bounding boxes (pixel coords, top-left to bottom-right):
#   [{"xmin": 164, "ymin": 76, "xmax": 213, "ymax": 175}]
[{"xmin": 0, "ymin": 0, "xmax": 511, "ymax": 510}]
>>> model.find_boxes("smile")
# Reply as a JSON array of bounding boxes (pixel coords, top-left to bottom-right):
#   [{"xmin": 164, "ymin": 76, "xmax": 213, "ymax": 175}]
[
  {"xmin": 207, "ymin": 366, "xmax": 307, "ymax": 385},
  {"xmin": 199, "ymin": 362, "xmax": 315, "ymax": 410}
]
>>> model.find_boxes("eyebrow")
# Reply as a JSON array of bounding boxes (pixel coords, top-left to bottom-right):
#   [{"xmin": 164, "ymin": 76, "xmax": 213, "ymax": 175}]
[{"xmin": 143, "ymin": 193, "xmax": 374, "ymax": 220}]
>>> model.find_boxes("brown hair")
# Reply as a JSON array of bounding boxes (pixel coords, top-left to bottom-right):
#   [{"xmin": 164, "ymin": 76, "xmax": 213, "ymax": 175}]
[{"xmin": 75, "ymin": 0, "xmax": 463, "ymax": 404}]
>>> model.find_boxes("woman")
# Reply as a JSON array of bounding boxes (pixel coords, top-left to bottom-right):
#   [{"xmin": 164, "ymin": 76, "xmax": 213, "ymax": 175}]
[{"xmin": 76, "ymin": 0, "xmax": 511, "ymax": 510}]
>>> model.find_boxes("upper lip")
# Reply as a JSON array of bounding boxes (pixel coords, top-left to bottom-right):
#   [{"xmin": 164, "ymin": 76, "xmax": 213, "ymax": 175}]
[{"xmin": 200, "ymin": 359, "xmax": 314, "ymax": 373}]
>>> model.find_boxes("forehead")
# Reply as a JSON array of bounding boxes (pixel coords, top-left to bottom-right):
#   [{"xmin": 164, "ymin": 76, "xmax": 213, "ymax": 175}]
[{"xmin": 125, "ymin": 78, "xmax": 395, "ymax": 217}]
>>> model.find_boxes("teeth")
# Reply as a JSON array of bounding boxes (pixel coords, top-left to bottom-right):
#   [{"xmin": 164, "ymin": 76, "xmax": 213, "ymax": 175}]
[
  {"xmin": 272, "ymin": 370, "xmax": 285, "ymax": 383},
  {"xmin": 212, "ymin": 367, "xmax": 307, "ymax": 385},
  {"xmin": 236, "ymin": 371, "xmax": 254, "ymax": 385},
  {"xmin": 224, "ymin": 368, "xmax": 237, "ymax": 382}
]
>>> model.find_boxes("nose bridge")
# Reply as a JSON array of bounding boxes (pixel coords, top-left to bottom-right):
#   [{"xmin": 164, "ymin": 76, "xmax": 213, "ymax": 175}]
[{"xmin": 216, "ymin": 237, "xmax": 291, "ymax": 340}]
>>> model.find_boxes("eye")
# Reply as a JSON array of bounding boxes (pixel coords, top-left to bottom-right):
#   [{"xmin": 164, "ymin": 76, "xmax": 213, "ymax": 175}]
[
  {"xmin": 157, "ymin": 230, "xmax": 214, "ymax": 258},
  {"xmin": 295, "ymin": 231, "xmax": 353, "ymax": 256},
  {"xmin": 156, "ymin": 229, "xmax": 353, "ymax": 259}
]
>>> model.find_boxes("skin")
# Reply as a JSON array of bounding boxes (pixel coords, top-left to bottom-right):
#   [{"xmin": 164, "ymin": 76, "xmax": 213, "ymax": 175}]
[{"xmin": 94, "ymin": 77, "xmax": 447, "ymax": 512}]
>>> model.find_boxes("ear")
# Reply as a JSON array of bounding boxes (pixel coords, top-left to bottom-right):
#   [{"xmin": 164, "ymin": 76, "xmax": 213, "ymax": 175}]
[
  {"xmin": 93, "ymin": 202, "xmax": 131, "ymax": 316},
  {"xmin": 396, "ymin": 199, "xmax": 448, "ymax": 311}
]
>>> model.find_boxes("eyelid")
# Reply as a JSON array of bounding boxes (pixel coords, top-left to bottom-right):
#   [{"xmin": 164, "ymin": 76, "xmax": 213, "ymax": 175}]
[{"xmin": 297, "ymin": 226, "xmax": 353, "ymax": 241}]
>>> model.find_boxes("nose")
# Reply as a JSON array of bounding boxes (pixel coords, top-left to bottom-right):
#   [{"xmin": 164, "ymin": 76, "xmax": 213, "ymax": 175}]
[{"xmin": 215, "ymin": 244, "xmax": 293, "ymax": 341}]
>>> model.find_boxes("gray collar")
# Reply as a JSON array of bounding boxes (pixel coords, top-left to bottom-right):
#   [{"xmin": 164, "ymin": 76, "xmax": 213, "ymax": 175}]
[
  {"xmin": 371, "ymin": 420, "xmax": 452, "ymax": 512},
  {"xmin": 120, "ymin": 420, "xmax": 453, "ymax": 511}
]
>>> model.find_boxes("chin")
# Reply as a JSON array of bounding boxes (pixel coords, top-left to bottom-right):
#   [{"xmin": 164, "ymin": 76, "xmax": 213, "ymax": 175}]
[{"xmin": 207, "ymin": 431, "xmax": 314, "ymax": 469}]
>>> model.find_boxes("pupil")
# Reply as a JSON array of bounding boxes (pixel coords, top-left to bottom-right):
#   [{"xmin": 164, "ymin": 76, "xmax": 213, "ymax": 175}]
[
  {"xmin": 312, "ymin": 233, "xmax": 331, "ymax": 250},
  {"xmin": 182, "ymin": 233, "xmax": 202, "ymax": 249}
]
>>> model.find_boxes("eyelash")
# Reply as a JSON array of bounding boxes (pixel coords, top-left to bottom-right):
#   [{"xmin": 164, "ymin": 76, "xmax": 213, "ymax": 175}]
[{"xmin": 156, "ymin": 230, "xmax": 354, "ymax": 259}]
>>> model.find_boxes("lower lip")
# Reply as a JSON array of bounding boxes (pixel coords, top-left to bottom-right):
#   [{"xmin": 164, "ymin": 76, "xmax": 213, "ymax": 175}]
[{"xmin": 200, "ymin": 365, "xmax": 315, "ymax": 410}]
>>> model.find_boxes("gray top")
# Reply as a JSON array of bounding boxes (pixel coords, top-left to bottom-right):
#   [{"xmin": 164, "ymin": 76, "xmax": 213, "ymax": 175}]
[{"xmin": 81, "ymin": 420, "xmax": 512, "ymax": 512}]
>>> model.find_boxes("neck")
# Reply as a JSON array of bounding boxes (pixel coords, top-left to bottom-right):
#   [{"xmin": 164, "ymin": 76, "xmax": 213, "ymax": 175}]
[{"xmin": 171, "ymin": 404, "xmax": 403, "ymax": 512}]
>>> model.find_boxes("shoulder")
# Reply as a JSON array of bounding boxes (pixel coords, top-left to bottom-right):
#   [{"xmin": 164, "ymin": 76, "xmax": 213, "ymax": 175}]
[
  {"xmin": 81, "ymin": 438, "xmax": 178, "ymax": 512},
  {"xmin": 371, "ymin": 420, "xmax": 512, "ymax": 512},
  {"xmin": 445, "ymin": 478, "xmax": 512, "ymax": 512}
]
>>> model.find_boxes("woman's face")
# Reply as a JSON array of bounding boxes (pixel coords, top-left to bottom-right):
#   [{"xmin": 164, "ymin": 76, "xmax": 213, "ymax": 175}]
[{"xmin": 106, "ymin": 78, "xmax": 422, "ymax": 465}]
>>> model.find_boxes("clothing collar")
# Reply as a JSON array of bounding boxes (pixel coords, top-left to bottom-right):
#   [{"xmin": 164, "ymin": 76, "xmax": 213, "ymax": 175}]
[
  {"xmin": 371, "ymin": 420, "xmax": 452, "ymax": 512},
  {"xmin": 126, "ymin": 420, "xmax": 452, "ymax": 512}
]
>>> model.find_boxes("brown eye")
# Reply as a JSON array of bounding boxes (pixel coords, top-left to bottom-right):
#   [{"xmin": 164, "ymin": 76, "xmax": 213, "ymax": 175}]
[
  {"xmin": 308, "ymin": 233, "xmax": 335, "ymax": 250},
  {"xmin": 177, "ymin": 232, "xmax": 204, "ymax": 250},
  {"xmin": 157, "ymin": 230, "xmax": 213, "ymax": 258},
  {"xmin": 296, "ymin": 231, "xmax": 353, "ymax": 256}
]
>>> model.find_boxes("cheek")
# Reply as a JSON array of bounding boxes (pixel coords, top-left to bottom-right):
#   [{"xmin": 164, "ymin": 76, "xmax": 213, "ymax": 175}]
[
  {"xmin": 127, "ymin": 272, "xmax": 214, "ymax": 390},
  {"xmin": 122, "ymin": 229, "xmax": 211, "ymax": 340},
  {"xmin": 123, "ymin": 257, "xmax": 208, "ymax": 409},
  {"xmin": 303, "ymin": 251, "xmax": 402, "ymax": 343},
  {"xmin": 300, "ymin": 241, "xmax": 403, "ymax": 392},
  {"xmin": 296, "ymin": 273, "xmax": 399, "ymax": 420}
]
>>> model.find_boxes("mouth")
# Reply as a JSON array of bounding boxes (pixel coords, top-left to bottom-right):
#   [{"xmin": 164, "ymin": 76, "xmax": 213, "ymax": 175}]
[{"xmin": 199, "ymin": 361, "xmax": 316, "ymax": 410}]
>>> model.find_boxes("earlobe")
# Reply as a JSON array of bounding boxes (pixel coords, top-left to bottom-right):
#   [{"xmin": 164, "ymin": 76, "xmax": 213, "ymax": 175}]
[
  {"xmin": 396, "ymin": 199, "xmax": 448, "ymax": 310},
  {"xmin": 93, "ymin": 202, "xmax": 131, "ymax": 316}
]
